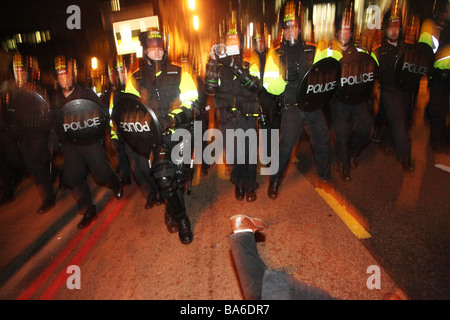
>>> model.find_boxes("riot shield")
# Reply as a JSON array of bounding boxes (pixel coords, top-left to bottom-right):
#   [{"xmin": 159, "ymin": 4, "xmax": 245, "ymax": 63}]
[
  {"xmin": 111, "ymin": 93, "xmax": 161, "ymax": 158},
  {"xmin": 297, "ymin": 57, "xmax": 341, "ymax": 112},
  {"xmin": 53, "ymin": 98, "xmax": 109, "ymax": 146},
  {"xmin": 336, "ymin": 51, "xmax": 378, "ymax": 105},
  {"xmin": 394, "ymin": 43, "xmax": 434, "ymax": 91},
  {"xmin": 7, "ymin": 86, "xmax": 51, "ymax": 131}
]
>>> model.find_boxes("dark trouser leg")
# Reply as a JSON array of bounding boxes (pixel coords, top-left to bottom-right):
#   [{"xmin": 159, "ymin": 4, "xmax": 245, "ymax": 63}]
[
  {"xmin": 19, "ymin": 133, "xmax": 54, "ymax": 204},
  {"xmin": 62, "ymin": 144, "xmax": 93, "ymax": 213},
  {"xmin": 117, "ymin": 139, "xmax": 131, "ymax": 181},
  {"xmin": 380, "ymin": 90, "xmax": 412, "ymax": 162},
  {"xmin": 226, "ymin": 117, "xmax": 259, "ymax": 192},
  {"xmin": 270, "ymin": 106, "xmax": 304, "ymax": 184},
  {"xmin": 83, "ymin": 142, "xmax": 122, "ymax": 192},
  {"xmin": 0, "ymin": 132, "xmax": 24, "ymax": 201},
  {"xmin": 428, "ymin": 78, "xmax": 450, "ymax": 150},
  {"xmin": 331, "ymin": 99, "xmax": 352, "ymax": 173},
  {"xmin": 229, "ymin": 232, "xmax": 267, "ymax": 300},
  {"xmin": 125, "ymin": 143, "xmax": 158, "ymax": 202},
  {"xmin": 349, "ymin": 102, "xmax": 373, "ymax": 157},
  {"xmin": 305, "ymin": 108, "xmax": 331, "ymax": 181}
]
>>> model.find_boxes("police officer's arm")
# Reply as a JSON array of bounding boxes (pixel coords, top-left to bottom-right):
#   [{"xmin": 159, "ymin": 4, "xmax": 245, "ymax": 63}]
[
  {"xmin": 168, "ymin": 70, "xmax": 200, "ymax": 127},
  {"xmin": 216, "ymin": 54, "xmax": 262, "ymax": 92},
  {"xmin": 419, "ymin": 19, "xmax": 450, "ymax": 71},
  {"xmin": 418, "ymin": 19, "xmax": 437, "ymax": 52}
]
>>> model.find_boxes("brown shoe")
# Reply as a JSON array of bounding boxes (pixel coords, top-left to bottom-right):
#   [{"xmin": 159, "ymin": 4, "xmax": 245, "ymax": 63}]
[{"xmin": 230, "ymin": 215, "xmax": 265, "ymax": 233}]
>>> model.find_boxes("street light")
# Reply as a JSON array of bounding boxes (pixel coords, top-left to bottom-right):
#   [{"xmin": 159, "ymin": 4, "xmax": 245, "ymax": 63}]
[
  {"xmin": 91, "ymin": 57, "xmax": 98, "ymax": 70},
  {"xmin": 193, "ymin": 16, "xmax": 199, "ymax": 31},
  {"xmin": 188, "ymin": 0, "xmax": 195, "ymax": 10}
]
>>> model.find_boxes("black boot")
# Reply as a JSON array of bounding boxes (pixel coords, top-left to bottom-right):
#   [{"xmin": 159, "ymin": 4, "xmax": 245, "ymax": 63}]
[
  {"xmin": 267, "ymin": 182, "xmax": 279, "ymax": 200},
  {"xmin": 164, "ymin": 209, "xmax": 178, "ymax": 233},
  {"xmin": 234, "ymin": 186, "xmax": 245, "ymax": 201},
  {"xmin": 37, "ymin": 196, "xmax": 56, "ymax": 214},
  {"xmin": 77, "ymin": 206, "xmax": 97, "ymax": 230},
  {"xmin": 178, "ymin": 216, "xmax": 193, "ymax": 244}
]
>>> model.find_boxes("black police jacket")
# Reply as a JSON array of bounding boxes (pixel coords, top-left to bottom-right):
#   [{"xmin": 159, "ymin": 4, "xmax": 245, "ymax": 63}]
[
  {"xmin": 214, "ymin": 55, "xmax": 260, "ymax": 116},
  {"xmin": 131, "ymin": 61, "xmax": 181, "ymax": 118},
  {"xmin": 373, "ymin": 40, "xmax": 407, "ymax": 92},
  {"xmin": 277, "ymin": 41, "xmax": 316, "ymax": 107}
]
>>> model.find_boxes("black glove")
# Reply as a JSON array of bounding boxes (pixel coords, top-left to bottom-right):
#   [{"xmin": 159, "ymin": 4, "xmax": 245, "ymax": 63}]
[{"xmin": 231, "ymin": 65, "xmax": 262, "ymax": 93}]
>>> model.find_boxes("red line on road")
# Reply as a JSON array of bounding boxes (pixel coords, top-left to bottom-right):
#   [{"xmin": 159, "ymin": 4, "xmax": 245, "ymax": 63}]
[
  {"xmin": 37, "ymin": 186, "xmax": 136, "ymax": 300},
  {"xmin": 17, "ymin": 186, "xmax": 136, "ymax": 300}
]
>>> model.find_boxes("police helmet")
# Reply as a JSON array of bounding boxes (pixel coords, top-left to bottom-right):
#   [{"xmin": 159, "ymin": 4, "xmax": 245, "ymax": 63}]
[
  {"xmin": 12, "ymin": 53, "xmax": 31, "ymax": 86},
  {"xmin": 139, "ymin": 28, "xmax": 168, "ymax": 64}
]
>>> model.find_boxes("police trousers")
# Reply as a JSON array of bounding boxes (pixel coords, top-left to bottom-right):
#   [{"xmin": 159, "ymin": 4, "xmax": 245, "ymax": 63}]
[
  {"xmin": 124, "ymin": 143, "xmax": 159, "ymax": 203},
  {"xmin": 62, "ymin": 140, "xmax": 121, "ymax": 213},
  {"xmin": 270, "ymin": 105, "xmax": 331, "ymax": 184},
  {"xmin": 330, "ymin": 97, "xmax": 373, "ymax": 173},
  {"xmin": 18, "ymin": 131, "xmax": 55, "ymax": 204},
  {"xmin": 379, "ymin": 89, "xmax": 412, "ymax": 162},
  {"xmin": 428, "ymin": 77, "xmax": 450, "ymax": 150},
  {"xmin": 220, "ymin": 115, "xmax": 259, "ymax": 192},
  {"xmin": 0, "ymin": 130, "xmax": 25, "ymax": 200}
]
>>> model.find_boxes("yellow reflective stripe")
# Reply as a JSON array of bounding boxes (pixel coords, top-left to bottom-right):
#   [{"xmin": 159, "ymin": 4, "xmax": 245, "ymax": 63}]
[
  {"xmin": 249, "ymin": 63, "xmax": 260, "ymax": 78},
  {"xmin": 313, "ymin": 47, "xmax": 338, "ymax": 64},
  {"xmin": 356, "ymin": 47, "xmax": 369, "ymax": 54},
  {"xmin": 435, "ymin": 54, "xmax": 450, "ymax": 69},
  {"xmin": 125, "ymin": 77, "xmax": 141, "ymax": 97},
  {"xmin": 171, "ymin": 108, "xmax": 183, "ymax": 114},
  {"xmin": 156, "ymin": 71, "xmax": 162, "ymax": 77},
  {"xmin": 180, "ymin": 90, "xmax": 198, "ymax": 102},
  {"xmin": 371, "ymin": 52, "xmax": 379, "ymax": 66},
  {"xmin": 265, "ymin": 75, "xmax": 286, "ymax": 95},
  {"xmin": 179, "ymin": 71, "xmax": 198, "ymax": 107},
  {"xmin": 263, "ymin": 55, "xmax": 285, "ymax": 95},
  {"xmin": 111, "ymin": 130, "xmax": 118, "ymax": 140}
]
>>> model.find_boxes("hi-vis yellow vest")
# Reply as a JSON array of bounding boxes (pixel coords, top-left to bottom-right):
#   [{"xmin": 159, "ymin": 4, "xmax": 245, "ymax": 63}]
[{"xmin": 419, "ymin": 19, "xmax": 450, "ymax": 70}]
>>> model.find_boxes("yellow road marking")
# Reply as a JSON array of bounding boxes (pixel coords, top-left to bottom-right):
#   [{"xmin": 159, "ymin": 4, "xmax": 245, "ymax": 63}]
[{"xmin": 315, "ymin": 188, "xmax": 371, "ymax": 240}]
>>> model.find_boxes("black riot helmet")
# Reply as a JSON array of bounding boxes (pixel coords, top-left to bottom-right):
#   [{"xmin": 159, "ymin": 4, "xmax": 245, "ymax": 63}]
[
  {"xmin": 108, "ymin": 55, "xmax": 130, "ymax": 90},
  {"xmin": 54, "ymin": 55, "xmax": 77, "ymax": 91},
  {"xmin": 382, "ymin": 11, "xmax": 402, "ymax": 36},
  {"xmin": 139, "ymin": 28, "xmax": 168, "ymax": 65},
  {"xmin": 12, "ymin": 53, "xmax": 32, "ymax": 87},
  {"xmin": 279, "ymin": 0, "xmax": 301, "ymax": 46},
  {"xmin": 335, "ymin": 9, "xmax": 355, "ymax": 46},
  {"xmin": 29, "ymin": 57, "xmax": 40, "ymax": 84}
]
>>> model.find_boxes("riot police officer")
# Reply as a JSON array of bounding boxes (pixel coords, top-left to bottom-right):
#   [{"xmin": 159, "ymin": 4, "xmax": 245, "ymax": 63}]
[
  {"xmin": 329, "ymin": 16, "xmax": 376, "ymax": 181},
  {"xmin": 419, "ymin": 1, "xmax": 450, "ymax": 154},
  {"xmin": 263, "ymin": 1, "xmax": 333, "ymax": 199},
  {"xmin": 7, "ymin": 54, "xmax": 56, "ymax": 213},
  {"xmin": 206, "ymin": 19, "xmax": 262, "ymax": 202},
  {"xmin": 106, "ymin": 56, "xmax": 163, "ymax": 210},
  {"xmin": 252, "ymin": 25, "xmax": 280, "ymax": 159},
  {"xmin": 104, "ymin": 56, "xmax": 132, "ymax": 187},
  {"xmin": 124, "ymin": 28, "xmax": 198, "ymax": 244},
  {"xmin": 371, "ymin": 12, "xmax": 415, "ymax": 171},
  {"xmin": 51, "ymin": 56, "xmax": 123, "ymax": 229}
]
